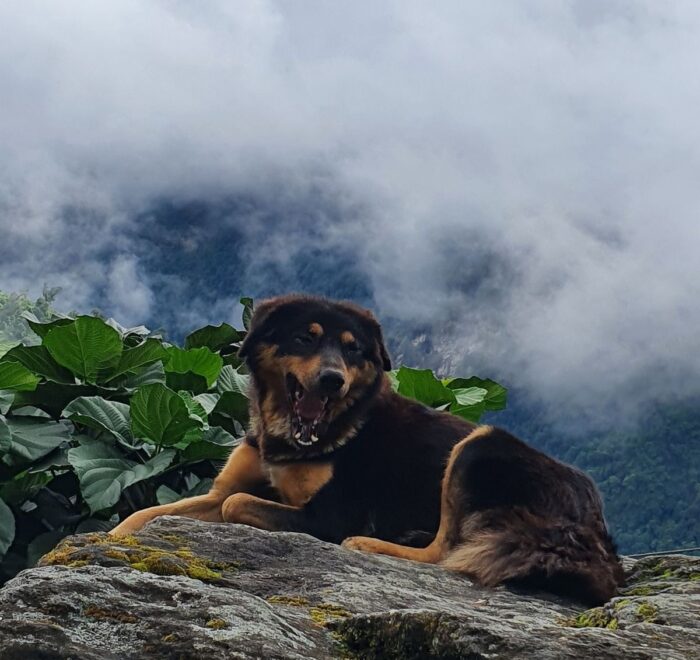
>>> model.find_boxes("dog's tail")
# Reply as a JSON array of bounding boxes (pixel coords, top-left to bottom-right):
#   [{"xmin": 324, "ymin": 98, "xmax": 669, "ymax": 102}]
[{"xmin": 441, "ymin": 512, "xmax": 624, "ymax": 606}]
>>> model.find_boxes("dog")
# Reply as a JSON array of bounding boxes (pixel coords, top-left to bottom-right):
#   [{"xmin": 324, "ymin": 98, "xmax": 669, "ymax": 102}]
[{"xmin": 111, "ymin": 294, "xmax": 623, "ymax": 604}]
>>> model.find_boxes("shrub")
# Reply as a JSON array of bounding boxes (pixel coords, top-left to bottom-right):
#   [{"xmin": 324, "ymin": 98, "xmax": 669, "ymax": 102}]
[{"xmin": 0, "ymin": 296, "xmax": 505, "ymax": 582}]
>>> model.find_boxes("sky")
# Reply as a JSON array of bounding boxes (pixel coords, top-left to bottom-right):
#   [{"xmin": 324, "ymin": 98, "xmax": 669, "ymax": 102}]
[{"xmin": 1, "ymin": 1, "xmax": 700, "ymax": 425}]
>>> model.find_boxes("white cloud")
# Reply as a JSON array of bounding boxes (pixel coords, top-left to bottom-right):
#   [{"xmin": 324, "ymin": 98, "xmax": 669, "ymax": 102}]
[
  {"xmin": 106, "ymin": 255, "xmax": 154, "ymax": 326},
  {"xmin": 1, "ymin": 1, "xmax": 699, "ymax": 421}
]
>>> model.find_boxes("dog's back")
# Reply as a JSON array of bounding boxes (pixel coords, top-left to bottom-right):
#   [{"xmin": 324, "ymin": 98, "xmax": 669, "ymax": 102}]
[{"xmin": 441, "ymin": 427, "xmax": 625, "ymax": 604}]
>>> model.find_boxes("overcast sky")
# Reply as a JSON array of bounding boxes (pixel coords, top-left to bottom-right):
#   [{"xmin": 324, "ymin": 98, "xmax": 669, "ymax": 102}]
[{"xmin": 1, "ymin": 1, "xmax": 699, "ymax": 422}]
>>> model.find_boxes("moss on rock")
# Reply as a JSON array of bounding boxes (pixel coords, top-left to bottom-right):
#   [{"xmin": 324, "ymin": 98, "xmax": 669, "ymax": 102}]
[
  {"xmin": 329, "ymin": 611, "xmax": 493, "ymax": 660},
  {"xmin": 83, "ymin": 605, "xmax": 138, "ymax": 624},
  {"xmin": 636, "ymin": 601, "xmax": 659, "ymax": 623},
  {"xmin": 205, "ymin": 617, "xmax": 229, "ymax": 630},
  {"xmin": 309, "ymin": 603, "xmax": 351, "ymax": 627},
  {"xmin": 39, "ymin": 532, "xmax": 233, "ymax": 582},
  {"xmin": 266, "ymin": 595, "xmax": 310, "ymax": 607},
  {"xmin": 564, "ymin": 607, "xmax": 619, "ymax": 630},
  {"xmin": 626, "ymin": 555, "xmax": 700, "ymax": 586}
]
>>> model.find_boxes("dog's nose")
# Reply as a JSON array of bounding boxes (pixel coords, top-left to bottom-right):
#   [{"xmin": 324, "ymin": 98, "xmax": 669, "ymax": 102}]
[{"xmin": 318, "ymin": 370, "xmax": 345, "ymax": 395}]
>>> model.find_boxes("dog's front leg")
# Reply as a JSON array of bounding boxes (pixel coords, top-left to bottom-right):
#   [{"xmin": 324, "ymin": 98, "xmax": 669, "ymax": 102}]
[
  {"xmin": 110, "ymin": 441, "xmax": 267, "ymax": 536},
  {"xmin": 221, "ymin": 493, "xmax": 307, "ymax": 532},
  {"xmin": 222, "ymin": 476, "xmax": 367, "ymax": 542}
]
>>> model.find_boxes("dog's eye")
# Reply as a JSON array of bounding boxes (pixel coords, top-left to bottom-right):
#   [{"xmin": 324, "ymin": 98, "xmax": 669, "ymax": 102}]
[
  {"xmin": 345, "ymin": 341, "xmax": 361, "ymax": 354},
  {"xmin": 294, "ymin": 333, "xmax": 314, "ymax": 346}
]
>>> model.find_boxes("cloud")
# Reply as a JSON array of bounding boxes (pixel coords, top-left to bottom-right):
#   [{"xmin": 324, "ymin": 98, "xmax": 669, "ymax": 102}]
[
  {"xmin": 106, "ymin": 255, "xmax": 154, "ymax": 326},
  {"xmin": 1, "ymin": 1, "xmax": 700, "ymax": 425}
]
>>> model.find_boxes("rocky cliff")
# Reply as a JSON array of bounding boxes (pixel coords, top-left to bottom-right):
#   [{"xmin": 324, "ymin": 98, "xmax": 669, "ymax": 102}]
[{"xmin": 0, "ymin": 517, "xmax": 697, "ymax": 659}]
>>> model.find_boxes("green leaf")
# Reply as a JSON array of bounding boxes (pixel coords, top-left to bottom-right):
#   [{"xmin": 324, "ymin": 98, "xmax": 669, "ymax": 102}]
[
  {"xmin": 111, "ymin": 361, "xmax": 166, "ymax": 390},
  {"xmin": 0, "ymin": 361, "xmax": 40, "ymax": 391},
  {"xmin": 156, "ymin": 476, "xmax": 214, "ymax": 505},
  {"xmin": 451, "ymin": 387, "xmax": 488, "ymax": 407},
  {"xmin": 178, "ymin": 426, "xmax": 239, "ymax": 463},
  {"xmin": 21, "ymin": 312, "xmax": 73, "ymax": 340},
  {"xmin": 164, "ymin": 346, "xmax": 223, "ymax": 390},
  {"xmin": 396, "ymin": 367, "xmax": 456, "ymax": 408},
  {"xmin": 0, "ymin": 339, "xmax": 18, "ymax": 358},
  {"xmin": 0, "ymin": 345, "xmax": 75, "ymax": 383},
  {"xmin": 178, "ymin": 391, "xmax": 209, "ymax": 427},
  {"xmin": 0, "ymin": 391, "xmax": 13, "ymax": 415},
  {"xmin": 193, "ymin": 393, "xmax": 219, "ymax": 415},
  {"xmin": 0, "ymin": 469, "xmax": 53, "ymax": 505},
  {"xmin": 216, "ymin": 365, "xmax": 250, "ymax": 396},
  {"xmin": 11, "ymin": 382, "xmax": 98, "ymax": 419},
  {"xmin": 44, "ymin": 316, "xmax": 123, "ymax": 384},
  {"xmin": 0, "ymin": 417, "xmax": 10, "ymax": 454},
  {"xmin": 185, "ymin": 323, "xmax": 241, "ymax": 352},
  {"xmin": 387, "ymin": 370, "xmax": 400, "ymax": 392},
  {"xmin": 10, "ymin": 406, "xmax": 51, "ymax": 419},
  {"xmin": 0, "ymin": 497, "xmax": 15, "ymax": 558},
  {"xmin": 445, "ymin": 377, "xmax": 507, "ymax": 411},
  {"xmin": 221, "ymin": 353, "xmax": 244, "ymax": 369},
  {"xmin": 155, "ymin": 484, "xmax": 181, "ymax": 505},
  {"xmin": 105, "ymin": 318, "xmax": 150, "ymax": 339},
  {"xmin": 67, "ymin": 442, "xmax": 175, "ymax": 513},
  {"xmin": 201, "ymin": 425, "xmax": 238, "ymax": 446},
  {"xmin": 105, "ymin": 338, "xmax": 168, "ymax": 383},
  {"xmin": 130, "ymin": 383, "xmax": 203, "ymax": 448},
  {"xmin": 214, "ymin": 392, "xmax": 249, "ymax": 426},
  {"xmin": 27, "ymin": 446, "xmax": 71, "ymax": 473},
  {"xmin": 445, "ymin": 384, "xmax": 489, "ymax": 422},
  {"xmin": 165, "ymin": 372, "xmax": 209, "ymax": 394},
  {"xmin": 1, "ymin": 418, "xmax": 72, "ymax": 468},
  {"xmin": 214, "ymin": 367, "xmax": 250, "ymax": 425},
  {"xmin": 63, "ymin": 397, "xmax": 133, "ymax": 445},
  {"xmin": 240, "ymin": 297, "xmax": 254, "ymax": 331},
  {"xmin": 449, "ymin": 400, "xmax": 486, "ymax": 423}
]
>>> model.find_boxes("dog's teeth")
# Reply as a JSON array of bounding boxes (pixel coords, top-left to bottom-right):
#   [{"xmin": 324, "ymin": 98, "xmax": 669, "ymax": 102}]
[
  {"xmin": 294, "ymin": 432, "xmax": 301, "ymax": 439},
  {"xmin": 311, "ymin": 434, "xmax": 319, "ymax": 442}
]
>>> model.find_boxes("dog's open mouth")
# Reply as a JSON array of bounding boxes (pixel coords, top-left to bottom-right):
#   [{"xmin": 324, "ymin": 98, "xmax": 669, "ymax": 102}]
[{"xmin": 286, "ymin": 374, "xmax": 330, "ymax": 446}]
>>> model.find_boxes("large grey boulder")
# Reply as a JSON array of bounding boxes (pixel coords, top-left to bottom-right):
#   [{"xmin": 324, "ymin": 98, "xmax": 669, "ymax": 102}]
[{"xmin": 0, "ymin": 517, "xmax": 697, "ymax": 659}]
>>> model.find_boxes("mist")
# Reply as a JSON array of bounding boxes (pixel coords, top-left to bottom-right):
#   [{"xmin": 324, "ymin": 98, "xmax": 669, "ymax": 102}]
[{"xmin": 2, "ymin": 1, "xmax": 700, "ymax": 425}]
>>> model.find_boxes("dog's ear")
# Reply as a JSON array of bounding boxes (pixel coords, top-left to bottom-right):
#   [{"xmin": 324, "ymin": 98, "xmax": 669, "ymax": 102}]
[
  {"xmin": 238, "ymin": 297, "xmax": 287, "ymax": 360},
  {"xmin": 352, "ymin": 306, "xmax": 392, "ymax": 371},
  {"xmin": 368, "ymin": 315, "xmax": 392, "ymax": 371}
]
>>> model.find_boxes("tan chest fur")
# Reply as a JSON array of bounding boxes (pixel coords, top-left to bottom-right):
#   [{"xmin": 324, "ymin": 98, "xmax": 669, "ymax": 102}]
[{"xmin": 267, "ymin": 462, "xmax": 334, "ymax": 507}]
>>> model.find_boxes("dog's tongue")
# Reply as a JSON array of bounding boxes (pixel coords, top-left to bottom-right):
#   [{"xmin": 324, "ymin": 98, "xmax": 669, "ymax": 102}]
[{"xmin": 297, "ymin": 391, "xmax": 325, "ymax": 421}]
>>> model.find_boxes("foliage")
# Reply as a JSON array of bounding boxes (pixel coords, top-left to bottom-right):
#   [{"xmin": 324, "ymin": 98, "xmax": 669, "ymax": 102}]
[
  {"xmin": 0, "ymin": 294, "xmax": 505, "ymax": 583},
  {"xmin": 392, "ymin": 368, "xmax": 506, "ymax": 423},
  {"xmin": 0, "ymin": 287, "xmax": 63, "ymax": 353}
]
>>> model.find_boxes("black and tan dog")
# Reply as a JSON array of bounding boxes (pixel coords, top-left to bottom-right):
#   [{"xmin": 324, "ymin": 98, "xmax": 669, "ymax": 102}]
[{"xmin": 111, "ymin": 294, "xmax": 623, "ymax": 604}]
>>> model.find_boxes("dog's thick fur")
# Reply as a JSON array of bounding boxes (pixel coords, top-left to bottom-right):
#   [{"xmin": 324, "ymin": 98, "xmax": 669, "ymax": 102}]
[{"xmin": 111, "ymin": 294, "xmax": 623, "ymax": 604}]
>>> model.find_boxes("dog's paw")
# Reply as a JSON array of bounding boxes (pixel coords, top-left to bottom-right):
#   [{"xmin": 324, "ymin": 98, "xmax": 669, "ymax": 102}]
[{"xmin": 341, "ymin": 536, "xmax": 379, "ymax": 553}]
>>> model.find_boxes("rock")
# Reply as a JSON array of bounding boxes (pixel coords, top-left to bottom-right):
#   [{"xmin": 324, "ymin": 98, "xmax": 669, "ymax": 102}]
[{"xmin": 0, "ymin": 517, "xmax": 697, "ymax": 659}]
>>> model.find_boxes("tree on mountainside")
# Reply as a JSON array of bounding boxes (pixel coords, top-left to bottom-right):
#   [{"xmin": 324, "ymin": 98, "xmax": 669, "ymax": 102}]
[{"xmin": 0, "ymin": 287, "xmax": 62, "ymax": 352}]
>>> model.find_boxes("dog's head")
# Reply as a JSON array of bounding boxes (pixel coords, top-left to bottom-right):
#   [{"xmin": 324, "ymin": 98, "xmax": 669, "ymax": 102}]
[{"xmin": 239, "ymin": 295, "xmax": 391, "ymax": 450}]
